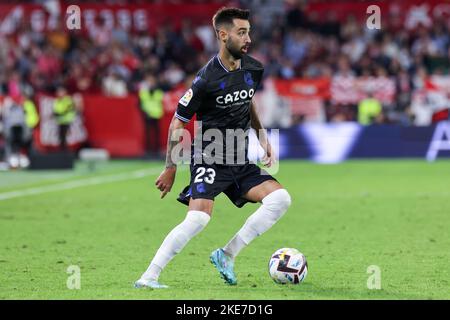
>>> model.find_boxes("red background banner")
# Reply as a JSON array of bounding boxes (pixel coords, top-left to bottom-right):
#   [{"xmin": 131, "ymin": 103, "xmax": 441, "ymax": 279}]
[
  {"xmin": 81, "ymin": 95, "xmax": 145, "ymax": 157},
  {"xmin": 305, "ymin": 0, "xmax": 450, "ymax": 26},
  {"xmin": 0, "ymin": 2, "xmax": 225, "ymax": 35},
  {"xmin": 273, "ymin": 78, "xmax": 330, "ymax": 99}
]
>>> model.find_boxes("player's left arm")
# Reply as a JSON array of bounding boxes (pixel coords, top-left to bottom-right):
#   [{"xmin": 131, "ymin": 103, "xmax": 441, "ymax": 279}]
[{"xmin": 250, "ymin": 99, "xmax": 275, "ymax": 167}]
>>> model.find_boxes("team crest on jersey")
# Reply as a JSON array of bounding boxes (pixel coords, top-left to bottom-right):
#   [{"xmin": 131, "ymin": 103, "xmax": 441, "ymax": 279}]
[
  {"xmin": 179, "ymin": 88, "xmax": 193, "ymax": 106},
  {"xmin": 244, "ymin": 72, "xmax": 254, "ymax": 86},
  {"xmin": 196, "ymin": 183, "xmax": 205, "ymax": 193}
]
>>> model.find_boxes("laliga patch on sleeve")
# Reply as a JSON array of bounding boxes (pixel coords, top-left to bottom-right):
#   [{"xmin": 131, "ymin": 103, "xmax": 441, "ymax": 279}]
[{"xmin": 179, "ymin": 88, "xmax": 193, "ymax": 107}]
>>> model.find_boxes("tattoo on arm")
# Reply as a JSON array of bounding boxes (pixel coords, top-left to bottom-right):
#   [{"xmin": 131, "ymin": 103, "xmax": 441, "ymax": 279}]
[{"xmin": 165, "ymin": 117, "xmax": 185, "ymax": 168}]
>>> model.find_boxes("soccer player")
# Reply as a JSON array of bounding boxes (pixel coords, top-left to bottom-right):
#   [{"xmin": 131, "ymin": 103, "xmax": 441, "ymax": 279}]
[{"xmin": 135, "ymin": 7, "xmax": 291, "ymax": 289}]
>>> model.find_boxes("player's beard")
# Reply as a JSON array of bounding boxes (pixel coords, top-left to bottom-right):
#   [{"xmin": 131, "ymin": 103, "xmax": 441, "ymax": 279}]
[{"xmin": 226, "ymin": 38, "xmax": 245, "ymax": 59}]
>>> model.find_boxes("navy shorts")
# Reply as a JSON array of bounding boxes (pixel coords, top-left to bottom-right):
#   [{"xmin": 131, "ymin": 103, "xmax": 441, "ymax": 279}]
[{"xmin": 177, "ymin": 162, "xmax": 277, "ymax": 208}]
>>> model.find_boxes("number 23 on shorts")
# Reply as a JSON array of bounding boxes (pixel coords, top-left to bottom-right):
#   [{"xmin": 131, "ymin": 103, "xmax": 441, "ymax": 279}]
[{"xmin": 194, "ymin": 167, "xmax": 216, "ymax": 184}]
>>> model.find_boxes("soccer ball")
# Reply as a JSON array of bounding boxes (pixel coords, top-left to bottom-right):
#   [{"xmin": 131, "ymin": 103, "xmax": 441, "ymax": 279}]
[{"xmin": 268, "ymin": 248, "xmax": 308, "ymax": 284}]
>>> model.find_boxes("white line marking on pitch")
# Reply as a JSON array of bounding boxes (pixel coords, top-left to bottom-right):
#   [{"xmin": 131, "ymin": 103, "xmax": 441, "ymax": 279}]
[{"xmin": 0, "ymin": 167, "xmax": 164, "ymax": 201}]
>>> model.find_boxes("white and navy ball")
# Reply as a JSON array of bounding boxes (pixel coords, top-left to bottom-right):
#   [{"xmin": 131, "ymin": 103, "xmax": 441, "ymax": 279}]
[{"xmin": 268, "ymin": 248, "xmax": 308, "ymax": 284}]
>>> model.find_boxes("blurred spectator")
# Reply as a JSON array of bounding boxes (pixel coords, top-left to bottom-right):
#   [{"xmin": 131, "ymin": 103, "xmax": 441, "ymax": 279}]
[
  {"xmin": 53, "ymin": 86, "xmax": 76, "ymax": 151},
  {"xmin": 138, "ymin": 74, "xmax": 164, "ymax": 157},
  {"xmin": 285, "ymin": 0, "xmax": 308, "ymax": 30},
  {"xmin": 102, "ymin": 71, "xmax": 128, "ymax": 97},
  {"xmin": 1, "ymin": 90, "xmax": 38, "ymax": 169},
  {"xmin": 88, "ymin": 16, "xmax": 112, "ymax": 48},
  {"xmin": 284, "ymin": 29, "xmax": 309, "ymax": 67},
  {"xmin": 163, "ymin": 62, "xmax": 185, "ymax": 88},
  {"xmin": 358, "ymin": 91, "xmax": 382, "ymax": 125},
  {"xmin": 66, "ymin": 64, "xmax": 97, "ymax": 94}
]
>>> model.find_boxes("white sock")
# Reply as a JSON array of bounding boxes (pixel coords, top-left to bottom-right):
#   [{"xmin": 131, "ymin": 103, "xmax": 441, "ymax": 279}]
[
  {"xmin": 223, "ymin": 234, "xmax": 247, "ymax": 260},
  {"xmin": 141, "ymin": 210, "xmax": 210, "ymax": 281},
  {"xmin": 223, "ymin": 189, "xmax": 291, "ymax": 260}
]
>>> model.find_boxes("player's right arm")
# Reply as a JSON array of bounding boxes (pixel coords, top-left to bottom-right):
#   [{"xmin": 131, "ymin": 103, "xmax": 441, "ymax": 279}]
[
  {"xmin": 250, "ymin": 99, "xmax": 276, "ymax": 167},
  {"xmin": 155, "ymin": 73, "xmax": 207, "ymax": 199},
  {"xmin": 155, "ymin": 116, "xmax": 186, "ymax": 199}
]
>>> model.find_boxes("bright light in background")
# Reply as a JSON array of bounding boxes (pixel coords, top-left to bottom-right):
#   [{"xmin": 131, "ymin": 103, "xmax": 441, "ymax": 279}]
[{"xmin": 300, "ymin": 123, "xmax": 362, "ymax": 164}]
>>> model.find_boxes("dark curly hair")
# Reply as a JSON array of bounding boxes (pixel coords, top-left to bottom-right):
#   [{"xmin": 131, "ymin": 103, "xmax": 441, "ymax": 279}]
[{"xmin": 212, "ymin": 7, "xmax": 250, "ymax": 38}]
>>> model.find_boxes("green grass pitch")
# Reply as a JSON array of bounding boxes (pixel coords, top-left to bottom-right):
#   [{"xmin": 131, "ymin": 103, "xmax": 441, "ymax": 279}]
[{"xmin": 0, "ymin": 160, "xmax": 449, "ymax": 299}]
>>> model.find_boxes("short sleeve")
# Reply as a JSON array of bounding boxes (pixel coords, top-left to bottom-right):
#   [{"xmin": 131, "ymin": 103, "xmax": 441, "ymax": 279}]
[{"xmin": 175, "ymin": 76, "xmax": 207, "ymax": 123}]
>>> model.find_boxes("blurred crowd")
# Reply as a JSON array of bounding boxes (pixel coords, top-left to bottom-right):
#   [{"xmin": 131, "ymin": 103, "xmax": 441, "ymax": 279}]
[{"xmin": 1, "ymin": 0, "xmax": 450, "ymax": 127}]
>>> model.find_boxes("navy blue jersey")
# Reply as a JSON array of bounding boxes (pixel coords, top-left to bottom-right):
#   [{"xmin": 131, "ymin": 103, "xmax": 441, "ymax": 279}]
[{"xmin": 175, "ymin": 54, "xmax": 264, "ymax": 165}]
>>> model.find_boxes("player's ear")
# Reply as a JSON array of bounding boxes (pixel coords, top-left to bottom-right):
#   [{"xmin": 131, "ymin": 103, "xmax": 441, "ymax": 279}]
[{"xmin": 218, "ymin": 29, "xmax": 227, "ymax": 43}]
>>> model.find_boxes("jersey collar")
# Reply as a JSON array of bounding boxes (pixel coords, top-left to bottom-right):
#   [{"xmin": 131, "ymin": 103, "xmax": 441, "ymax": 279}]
[{"xmin": 216, "ymin": 55, "xmax": 242, "ymax": 73}]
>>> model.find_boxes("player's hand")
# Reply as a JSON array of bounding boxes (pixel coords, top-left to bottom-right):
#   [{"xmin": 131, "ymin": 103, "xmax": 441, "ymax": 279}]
[
  {"xmin": 155, "ymin": 166, "xmax": 177, "ymax": 199},
  {"xmin": 261, "ymin": 144, "xmax": 276, "ymax": 167}
]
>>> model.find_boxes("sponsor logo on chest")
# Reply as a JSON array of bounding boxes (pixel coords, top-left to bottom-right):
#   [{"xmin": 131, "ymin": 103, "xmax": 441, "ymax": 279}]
[{"xmin": 216, "ymin": 88, "xmax": 255, "ymax": 107}]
